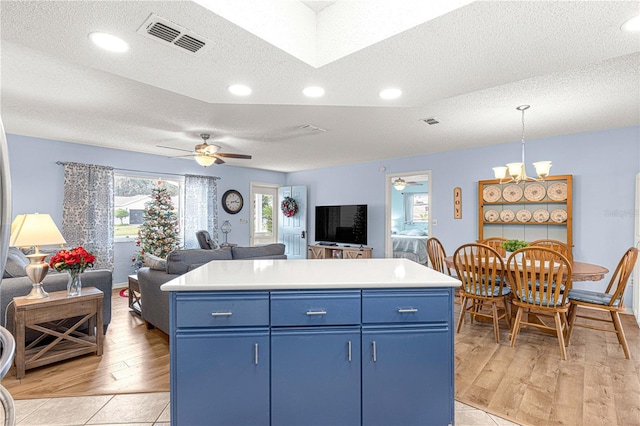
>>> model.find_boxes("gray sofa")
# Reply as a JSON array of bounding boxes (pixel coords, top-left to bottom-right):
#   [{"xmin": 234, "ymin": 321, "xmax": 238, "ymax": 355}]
[
  {"xmin": 137, "ymin": 244, "xmax": 286, "ymax": 334},
  {"xmin": 1, "ymin": 248, "xmax": 113, "ymax": 338}
]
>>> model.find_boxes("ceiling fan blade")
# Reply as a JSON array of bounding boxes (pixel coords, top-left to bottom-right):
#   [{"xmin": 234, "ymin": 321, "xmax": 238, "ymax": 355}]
[
  {"xmin": 171, "ymin": 154, "xmax": 196, "ymax": 158},
  {"xmin": 215, "ymin": 153, "xmax": 252, "ymax": 159},
  {"xmin": 214, "ymin": 156, "xmax": 225, "ymax": 165},
  {"xmin": 157, "ymin": 145, "xmax": 193, "ymax": 153}
]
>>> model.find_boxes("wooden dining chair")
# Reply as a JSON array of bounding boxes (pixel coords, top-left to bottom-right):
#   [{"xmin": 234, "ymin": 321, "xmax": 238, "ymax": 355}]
[
  {"xmin": 453, "ymin": 243, "xmax": 511, "ymax": 343},
  {"xmin": 479, "ymin": 237, "xmax": 508, "ymax": 257},
  {"xmin": 530, "ymin": 239, "xmax": 573, "ymax": 262},
  {"xmin": 507, "ymin": 246, "xmax": 572, "ymax": 360},
  {"xmin": 426, "ymin": 237, "xmax": 451, "ymax": 276},
  {"xmin": 428, "ymin": 237, "xmax": 460, "ymax": 304},
  {"xmin": 566, "ymin": 247, "xmax": 638, "ymax": 359}
]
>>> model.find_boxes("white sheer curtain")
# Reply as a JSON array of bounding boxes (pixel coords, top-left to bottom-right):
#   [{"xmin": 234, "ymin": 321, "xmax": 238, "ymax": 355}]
[
  {"xmin": 184, "ymin": 175, "xmax": 218, "ymax": 249},
  {"xmin": 61, "ymin": 162, "xmax": 114, "ymax": 270},
  {"xmin": 403, "ymin": 193, "xmax": 414, "ymax": 224}
]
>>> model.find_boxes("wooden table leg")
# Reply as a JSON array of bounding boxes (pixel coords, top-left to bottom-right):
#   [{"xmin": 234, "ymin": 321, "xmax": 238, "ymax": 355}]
[
  {"xmin": 15, "ymin": 309, "xmax": 25, "ymax": 379},
  {"xmin": 96, "ymin": 297, "xmax": 103, "ymax": 356}
]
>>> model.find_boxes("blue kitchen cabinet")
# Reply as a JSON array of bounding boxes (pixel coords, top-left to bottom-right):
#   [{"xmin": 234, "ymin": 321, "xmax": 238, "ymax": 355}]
[
  {"xmin": 170, "ymin": 291, "xmax": 270, "ymax": 426},
  {"xmin": 362, "ymin": 289, "xmax": 454, "ymax": 426},
  {"xmin": 174, "ymin": 328, "xmax": 270, "ymax": 426},
  {"xmin": 271, "ymin": 327, "xmax": 361, "ymax": 426}
]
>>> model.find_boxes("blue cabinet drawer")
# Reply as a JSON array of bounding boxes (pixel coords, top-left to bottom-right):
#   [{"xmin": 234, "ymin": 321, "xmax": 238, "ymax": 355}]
[
  {"xmin": 271, "ymin": 290, "xmax": 361, "ymax": 326},
  {"xmin": 175, "ymin": 292, "xmax": 269, "ymax": 328},
  {"xmin": 362, "ymin": 289, "xmax": 451, "ymax": 324}
]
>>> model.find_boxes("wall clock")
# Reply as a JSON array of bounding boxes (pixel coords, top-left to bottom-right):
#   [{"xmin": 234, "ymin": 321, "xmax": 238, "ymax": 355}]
[{"xmin": 221, "ymin": 190, "xmax": 243, "ymax": 214}]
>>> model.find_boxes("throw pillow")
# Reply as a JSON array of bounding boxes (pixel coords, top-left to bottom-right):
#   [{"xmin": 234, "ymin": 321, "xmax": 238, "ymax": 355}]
[
  {"xmin": 143, "ymin": 253, "xmax": 167, "ymax": 271},
  {"xmin": 3, "ymin": 247, "xmax": 30, "ymax": 278}
]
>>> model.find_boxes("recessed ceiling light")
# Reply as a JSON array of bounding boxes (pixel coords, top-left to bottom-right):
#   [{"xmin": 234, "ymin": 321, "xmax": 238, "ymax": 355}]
[
  {"xmin": 379, "ymin": 88, "xmax": 402, "ymax": 100},
  {"xmin": 621, "ymin": 14, "xmax": 640, "ymax": 32},
  {"xmin": 228, "ymin": 84, "xmax": 252, "ymax": 96},
  {"xmin": 303, "ymin": 86, "xmax": 325, "ymax": 97},
  {"xmin": 89, "ymin": 32, "xmax": 129, "ymax": 53}
]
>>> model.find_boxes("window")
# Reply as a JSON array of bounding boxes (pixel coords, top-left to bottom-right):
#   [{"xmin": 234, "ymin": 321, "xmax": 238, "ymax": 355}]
[
  {"xmin": 411, "ymin": 193, "xmax": 429, "ymax": 223},
  {"xmin": 255, "ymin": 193, "xmax": 274, "ymax": 234},
  {"xmin": 250, "ymin": 183, "xmax": 278, "ymax": 246},
  {"xmin": 114, "ymin": 174, "xmax": 183, "ymax": 240}
]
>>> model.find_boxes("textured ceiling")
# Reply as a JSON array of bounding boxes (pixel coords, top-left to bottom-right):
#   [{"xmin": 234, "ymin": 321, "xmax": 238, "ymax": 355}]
[{"xmin": 1, "ymin": 1, "xmax": 638, "ymax": 173}]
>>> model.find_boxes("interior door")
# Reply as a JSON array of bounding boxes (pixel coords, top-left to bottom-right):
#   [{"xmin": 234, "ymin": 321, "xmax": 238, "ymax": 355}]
[{"xmin": 278, "ymin": 185, "xmax": 307, "ymax": 259}]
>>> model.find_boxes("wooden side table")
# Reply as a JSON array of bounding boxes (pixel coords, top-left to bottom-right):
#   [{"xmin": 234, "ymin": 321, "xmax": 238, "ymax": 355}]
[
  {"xmin": 13, "ymin": 287, "xmax": 104, "ymax": 379},
  {"xmin": 128, "ymin": 274, "xmax": 142, "ymax": 316}
]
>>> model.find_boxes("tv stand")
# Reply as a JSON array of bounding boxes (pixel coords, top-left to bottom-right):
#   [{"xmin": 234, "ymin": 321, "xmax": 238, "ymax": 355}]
[{"xmin": 308, "ymin": 244, "xmax": 372, "ymax": 260}]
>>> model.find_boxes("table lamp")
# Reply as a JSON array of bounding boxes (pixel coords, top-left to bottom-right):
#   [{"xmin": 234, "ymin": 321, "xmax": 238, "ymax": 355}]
[
  {"xmin": 221, "ymin": 221, "xmax": 232, "ymax": 245},
  {"xmin": 9, "ymin": 213, "xmax": 66, "ymax": 299}
]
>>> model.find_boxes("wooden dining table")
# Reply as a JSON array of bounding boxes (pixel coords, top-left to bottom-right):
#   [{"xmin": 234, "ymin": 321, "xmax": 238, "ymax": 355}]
[{"xmin": 444, "ymin": 256, "xmax": 609, "ymax": 282}]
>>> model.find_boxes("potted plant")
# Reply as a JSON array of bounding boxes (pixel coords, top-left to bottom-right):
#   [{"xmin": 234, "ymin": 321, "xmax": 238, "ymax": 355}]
[{"xmin": 501, "ymin": 239, "xmax": 529, "ymax": 261}]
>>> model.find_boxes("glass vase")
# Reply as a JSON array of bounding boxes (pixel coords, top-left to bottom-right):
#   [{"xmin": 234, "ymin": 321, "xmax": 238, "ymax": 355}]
[{"xmin": 67, "ymin": 270, "xmax": 82, "ymax": 296}]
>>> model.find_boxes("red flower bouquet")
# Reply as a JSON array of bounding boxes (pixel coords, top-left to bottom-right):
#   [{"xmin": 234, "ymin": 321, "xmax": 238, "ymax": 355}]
[{"xmin": 49, "ymin": 246, "xmax": 96, "ymax": 273}]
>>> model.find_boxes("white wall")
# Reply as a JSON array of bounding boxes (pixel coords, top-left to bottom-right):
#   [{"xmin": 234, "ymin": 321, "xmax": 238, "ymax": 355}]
[{"xmin": 7, "ymin": 134, "xmax": 286, "ymax": 284}]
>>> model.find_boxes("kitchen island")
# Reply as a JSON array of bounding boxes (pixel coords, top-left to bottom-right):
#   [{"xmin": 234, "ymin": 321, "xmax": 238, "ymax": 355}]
[{"xmin": 162, "ymin": 258, "xmax": 460, "ymax": 426}]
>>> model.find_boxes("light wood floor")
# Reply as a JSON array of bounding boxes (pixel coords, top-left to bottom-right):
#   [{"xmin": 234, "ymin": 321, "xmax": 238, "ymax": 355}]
[
  {"xmin": 2, "ymin": 289, "xmax": 170, "ymax": 399},
  {"xmin": 2, "ymin": 289, "xmax": 639, "ymax": 426},
  {"xmin": 455, "ymin": 304, "xmax": 640, "ymax": 426}
]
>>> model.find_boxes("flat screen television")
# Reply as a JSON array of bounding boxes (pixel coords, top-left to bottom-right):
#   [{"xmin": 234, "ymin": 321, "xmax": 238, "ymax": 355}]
[{"xmin": 315, "ymin": 204, "xmax": 367, "ymax": 246}]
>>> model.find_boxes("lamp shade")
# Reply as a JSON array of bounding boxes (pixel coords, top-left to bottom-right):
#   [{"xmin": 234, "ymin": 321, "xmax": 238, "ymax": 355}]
[
  {"xmin": 10, "ymin": 213, "xmax": 66, "ymax": 247},
  {"xmin": 195, "ymin": 154, "xmax": 216, "ymax": 167},
  {"xmin": 221, "ymin": 220, "xmax": 232, "ymax": 233},
  {"xmin": 492, "ymin": 166, "xmax": 507, "ymax": 180},
  {"xmin": 533, "ymin": 161, "xmax": 552, "ymax": 178}
]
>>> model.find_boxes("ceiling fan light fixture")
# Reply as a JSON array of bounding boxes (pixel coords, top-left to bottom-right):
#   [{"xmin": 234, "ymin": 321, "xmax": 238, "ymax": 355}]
[
  {"xmin": 393, "ymin": 178, "xmax": 406, "ymax": 191},
  {"xmin": 195, "ymin": 154, "xmax": 216, "ymax": 167}
]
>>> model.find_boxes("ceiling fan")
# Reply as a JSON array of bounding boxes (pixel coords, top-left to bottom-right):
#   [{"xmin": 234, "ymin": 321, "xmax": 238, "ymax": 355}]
[
  {"xmin": 158, "ymin": 134, "xmax": 252, "ymax": 167},
  {"xmin": 393, "ymin": 177, "xmax": 423, "ymax": 191}
]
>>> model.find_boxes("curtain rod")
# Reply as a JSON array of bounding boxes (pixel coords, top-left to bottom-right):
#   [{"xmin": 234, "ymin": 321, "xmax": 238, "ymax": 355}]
[{"xmin": 55, "ymin": 161, "xmax": 220, "ymax": 180}]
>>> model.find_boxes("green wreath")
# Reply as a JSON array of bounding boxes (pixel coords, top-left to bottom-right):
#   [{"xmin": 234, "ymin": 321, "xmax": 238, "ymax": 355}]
[{"xmin": 281, "ymin": 196, "xmax": 298, "ymax": 217}]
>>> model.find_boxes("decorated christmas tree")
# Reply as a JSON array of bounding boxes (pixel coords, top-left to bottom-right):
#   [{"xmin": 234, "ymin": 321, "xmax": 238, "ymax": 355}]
[{"xmin": 132, "ymin": 180, "xmax": 180, "ymax": 269}]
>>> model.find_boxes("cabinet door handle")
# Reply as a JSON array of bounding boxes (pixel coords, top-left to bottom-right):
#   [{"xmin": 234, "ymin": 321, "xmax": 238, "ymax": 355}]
[
  {"xmin": 211, "ymin": 312, "xmax": 233, "ymax": 317},
  {"xmin": 372, "ymin": 341, "xmax": 377, "ymax": 362},
  {"xmin": 254, "ymin": 343, "xmax": 259, "ymax": 365},
  {"xmin": 306, "ymin": 310, "xmax": 327, "ymax": 316},
  {"xmin": 348, "ymin": 340, "xmax": 352, "ymax": 362},
  {"xmin": 397, "ymin": 308, "xmax": 418, "ymax": 313}
]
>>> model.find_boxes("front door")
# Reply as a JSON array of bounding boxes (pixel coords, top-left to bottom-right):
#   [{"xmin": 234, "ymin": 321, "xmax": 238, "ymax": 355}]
[{"xmin": 278, "ymin": 185, "xmax": 307, "ymax": 259}]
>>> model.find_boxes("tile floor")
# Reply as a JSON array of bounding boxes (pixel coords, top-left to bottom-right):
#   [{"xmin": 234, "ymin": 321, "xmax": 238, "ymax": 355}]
[{"xmin": 2, "ymin": 393, "xmax": 519, "ymax": 425}]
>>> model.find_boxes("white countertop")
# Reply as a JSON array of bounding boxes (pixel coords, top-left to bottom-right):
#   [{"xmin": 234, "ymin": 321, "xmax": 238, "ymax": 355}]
[{"xmin": 160, "ymin": 258, "xmax": 461, "ymax": 291}]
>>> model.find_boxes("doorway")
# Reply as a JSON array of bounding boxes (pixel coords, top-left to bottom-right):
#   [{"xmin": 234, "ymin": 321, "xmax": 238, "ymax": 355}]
[{"xmin": 385, "ymin": 171, "xmax": 432, "ymax": 264}]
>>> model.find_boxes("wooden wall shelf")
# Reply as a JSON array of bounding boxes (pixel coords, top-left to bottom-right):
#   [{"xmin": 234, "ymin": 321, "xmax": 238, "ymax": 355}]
[{"xmin": 478, "ymin": 174, "xmax": 573, "ymax": 253}]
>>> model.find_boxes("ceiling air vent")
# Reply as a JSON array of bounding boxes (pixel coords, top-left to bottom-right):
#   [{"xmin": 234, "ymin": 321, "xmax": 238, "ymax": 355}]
[{"xmin": 137, "ymin": 13, "xmax": 207, "ymax": 54}]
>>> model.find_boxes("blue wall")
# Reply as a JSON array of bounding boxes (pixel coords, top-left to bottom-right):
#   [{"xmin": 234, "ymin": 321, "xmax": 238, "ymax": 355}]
[
  {"xmin": 288, "ymin": 126, "xmax": 640, "ymax": 299},
  {"xmin": 6, "ymin": 126, "xmax": 640, "ymax": 302},
  {"xmin": 7, "ymin": 134, "xmax": 286, "ymax": 284}
]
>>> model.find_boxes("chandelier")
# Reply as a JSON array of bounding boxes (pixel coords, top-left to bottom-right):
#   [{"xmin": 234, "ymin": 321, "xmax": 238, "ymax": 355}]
[{"xmin": 492, "ymin": 105, "xmax": 551, "ymax": 183}]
